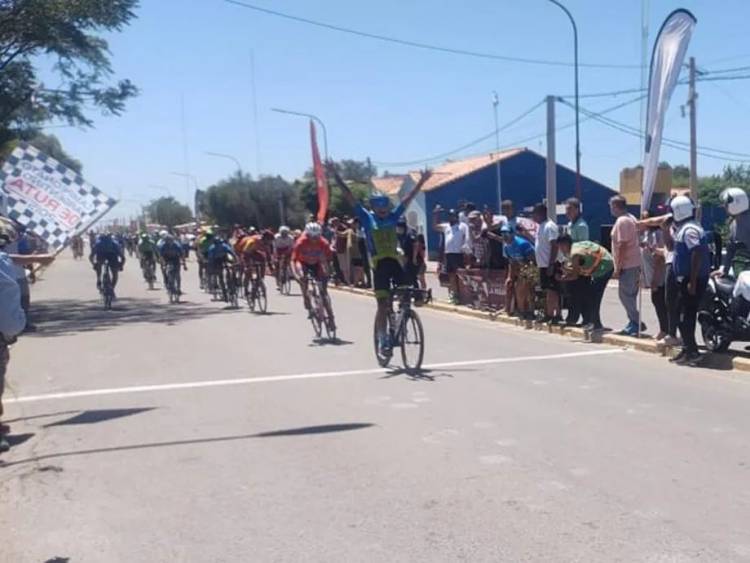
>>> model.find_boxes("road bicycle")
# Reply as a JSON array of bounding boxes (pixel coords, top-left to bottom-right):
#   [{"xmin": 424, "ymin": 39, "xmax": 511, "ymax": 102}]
[
  {"xmin": 246, "ymin": 262, "xmax": 268, "ymax": 313},
  {"xmin": 141, "ymin": 257, "xmax": 157, "ymax": 290},
  {"xmin": 224, "ymin": 262, "xmax": 240, "ymax": 308},
  {"xmin": 374, "ymin": 287, "xmax": 431, "ymax": 373},
  {"xmin": 100, "ymin": 264, "xmax": 115, "ymax": 310},
  {"xmin": 306, "ymin": 270, "xmax": 335, "ymax": 340},
  {"xmin": 165, "ymin": 261, "xmax": 181, "ymax": 304},
  {"xmin": 276, "ymin": 256, "xmax": 293, "ymax": 295}
]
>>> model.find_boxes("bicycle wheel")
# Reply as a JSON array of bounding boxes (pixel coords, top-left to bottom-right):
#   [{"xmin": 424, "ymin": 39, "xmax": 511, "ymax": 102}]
[
  {"xmin": 308, "ymin": 281, "xmax": 323, "ymax": 337},
  {"xmin": 373, "ymin": 315, "xmax": 393, "ymax": 367},
  {"xmin": 400, "ymin": 309, "xmax": 425, "ymax": 373},
  {"xmin": 247, "ymin": 280, "xmax": 256, "ymax": 311},
  {"xmin": 257, "ymin": 280, "xmax": 268, "ymax": 313}
]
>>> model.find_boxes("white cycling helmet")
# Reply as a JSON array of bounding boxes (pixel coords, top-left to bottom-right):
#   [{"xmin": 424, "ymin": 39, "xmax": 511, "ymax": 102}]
[
  {"xmin": 720, "ymin": 187, "xmax": 749, "ymax": 216},
  {"xmin": 159, "ymin": 229, "xmax": 168, "ymax": 238},
  {"xmin": 304, "ymin": 222, "xmax": 322, "ymax": 238},
  {"xmin": 279, "ymin": 225, "xmax": 290, "ymax": 235},
  {"xmin": 670, "ymin": 195, "xmax": 696, "ymax": 223}
]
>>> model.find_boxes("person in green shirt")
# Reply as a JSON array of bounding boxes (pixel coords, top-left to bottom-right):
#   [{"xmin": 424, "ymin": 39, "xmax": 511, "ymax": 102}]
[{"xmin": 558, "ymin": 234, "xmax": 614, "ymax": 331}]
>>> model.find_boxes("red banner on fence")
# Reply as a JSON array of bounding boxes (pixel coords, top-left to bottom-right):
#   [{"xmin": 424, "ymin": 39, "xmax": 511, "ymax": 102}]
[{"xmin": 310, "ymin": 120, "xmax": 328, "ymax": 223}]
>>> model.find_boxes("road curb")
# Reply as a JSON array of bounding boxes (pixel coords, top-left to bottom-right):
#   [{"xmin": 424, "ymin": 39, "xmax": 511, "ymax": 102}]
[{"xmin": 330, "ymin": 284, "xmax": 750, "ymax": 372}]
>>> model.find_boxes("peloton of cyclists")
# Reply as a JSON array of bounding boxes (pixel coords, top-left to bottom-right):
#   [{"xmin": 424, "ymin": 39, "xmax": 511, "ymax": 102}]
[{"xmin": 90, "ymin": 232, "xmax": 126, "ymax": 296}]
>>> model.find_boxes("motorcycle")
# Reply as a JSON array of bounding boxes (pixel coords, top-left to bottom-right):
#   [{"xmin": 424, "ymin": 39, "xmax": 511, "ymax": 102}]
[{"xmin": 697, "ymin": 275, "xmax": 750, "ymax": 352}]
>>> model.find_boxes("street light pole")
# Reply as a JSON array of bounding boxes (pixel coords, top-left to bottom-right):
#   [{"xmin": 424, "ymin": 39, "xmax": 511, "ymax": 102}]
[
  {"xmin": 547, "ymin": 0, "xmax": 581, "ymax": 201},
  {"xmin": 205, "ymin": 151, "xmax": 243, "ymax": 175},
  {"xmin": 171, "ymin": 172, "xmax": 199, "ymax": 216},
  {"xmin": 492, "ymin": 91, "xmax": 502, "ymax": 210},
  {"xmin": 271, "ymin": 107, "xmax": 329, "ymax": 160}
]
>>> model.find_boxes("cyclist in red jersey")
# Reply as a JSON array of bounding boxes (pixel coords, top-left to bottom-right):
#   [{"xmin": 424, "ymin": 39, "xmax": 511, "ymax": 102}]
[{"xmin": 292, "ymin": 222, "xmax": 335, "ymax": 325}]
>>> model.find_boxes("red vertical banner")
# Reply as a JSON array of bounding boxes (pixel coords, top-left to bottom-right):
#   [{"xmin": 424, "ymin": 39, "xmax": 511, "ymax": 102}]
[{"xmin": 310, "ymin": 120, "xmax": 328, "ymax": 223}]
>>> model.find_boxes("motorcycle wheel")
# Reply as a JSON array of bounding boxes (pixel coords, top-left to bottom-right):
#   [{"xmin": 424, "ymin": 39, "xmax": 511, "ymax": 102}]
[{"xmin": 700, "ymin": 321, "xmax": 731, "ymax": 353}]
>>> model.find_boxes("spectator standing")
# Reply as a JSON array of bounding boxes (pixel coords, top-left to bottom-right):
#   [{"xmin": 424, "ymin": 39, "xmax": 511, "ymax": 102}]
[
  {"xmin": 483, "ymin": 207, "xmax": 508, "ymax": 272},
  {"xmin": 718, "ymin": 187, "xmax": 750, "ymax": 275},
  {"xmin": 533, "ymin": 203, "xmax": 561, "ymax": 323},
  {"xmin": 396, "ymin": 218, "xmax": 419, "ymax": 288},
  {"xmin": 433, "ymin": 206, "xmax": 470, "ymax": 304},
  {"xmin": 563, "ymin": 197, "xmax": 589, "ymax": 326},
  {"xmin": 640, "ymin": 212, "xmax": 669, "ymax": 340},
  {"xmin": 414, "ymin": 230, "xmax": 427, "ymax": 289},
  {"xmin": 499, "ymin": 225, "xmax": 536, "ymax": 319},
  {"xmin": 357, "ymin": 224, "xmax": 372, "ymax": 289},
  {"xmin": 609, "ymin": 195, "xmax": 644, "ymax": 336},
  {"xmin": 669, "ymin": 196, "xmax": 710, "ymax": 366},
  {"xmin": 467, "ymin": 210, "xmax": 489, "ymax": 269},
  {"xmin": 347, "ymin": 218, "xmax": 365, "ymax": 287}
]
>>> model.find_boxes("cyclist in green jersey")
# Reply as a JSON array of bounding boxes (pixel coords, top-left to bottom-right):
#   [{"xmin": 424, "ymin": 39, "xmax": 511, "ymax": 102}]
[{"xmin": 327, "ymin": 161, "xmax": 432, "ymax": 352}]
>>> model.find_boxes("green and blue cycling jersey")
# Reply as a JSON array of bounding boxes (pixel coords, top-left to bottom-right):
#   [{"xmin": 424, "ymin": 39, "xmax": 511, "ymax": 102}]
[{"xmin": 355, "ymin": 202, "xmax": 406, "ymax": 267}]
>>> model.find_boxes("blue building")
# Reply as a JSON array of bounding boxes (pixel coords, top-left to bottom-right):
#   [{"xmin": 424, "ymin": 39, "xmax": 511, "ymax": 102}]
[{"xmin": 405, "ymin": 149, "xmax": 619, "ymax": 255}]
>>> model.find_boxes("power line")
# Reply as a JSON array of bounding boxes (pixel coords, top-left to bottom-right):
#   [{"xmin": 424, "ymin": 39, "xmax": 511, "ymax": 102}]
[
  {"xmin": 224, "ymin": 0, "xmax": 639, "ymax": 69},
  {"xmin": 375, "ymin": 95, "xmax": 645, "ymax": 168},
  {"xmin": 559, "ymin": 98, "xmax": 750, "ymax": 163},
  {"xmin": 563, "ymin": 72, "xmax": 750, "ymax": 100},
  {"xmin": 372, "ymin": 99, "xmax": 546, "ymax": 167}
]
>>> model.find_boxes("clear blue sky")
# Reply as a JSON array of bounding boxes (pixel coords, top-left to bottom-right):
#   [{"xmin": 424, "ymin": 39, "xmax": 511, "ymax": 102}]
[{"xmin": 47, "ymin": 0, "xmax": 750, "ymax": 219}]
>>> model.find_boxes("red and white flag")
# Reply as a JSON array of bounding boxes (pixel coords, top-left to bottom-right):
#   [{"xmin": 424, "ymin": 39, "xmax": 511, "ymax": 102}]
[{"xmin": 310, "ymin": 120, "xmax": 328, "ymax": 223}]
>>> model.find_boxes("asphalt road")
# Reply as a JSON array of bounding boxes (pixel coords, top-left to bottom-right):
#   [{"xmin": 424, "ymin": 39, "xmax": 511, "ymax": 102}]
[{"xmin": 2, "ymin": 254, "xmax": 750, "ymax": 562}]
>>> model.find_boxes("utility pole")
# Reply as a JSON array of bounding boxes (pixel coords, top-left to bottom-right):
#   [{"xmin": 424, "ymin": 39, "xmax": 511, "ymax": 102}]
[
  {"xmin": 546, "ymin": 96, "xmax": 557, "ymax": 221},
  {"xmin": 492, "ymin": 91, "xmax": 502, "ymax": 211},
  {"xmin": 688, "ymin": 56, "xmax": 698, "ymax": 207}
]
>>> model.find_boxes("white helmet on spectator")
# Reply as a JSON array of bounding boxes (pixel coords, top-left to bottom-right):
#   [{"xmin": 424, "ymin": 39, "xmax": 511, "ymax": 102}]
[
  {"xmin": 304, "ymin": 222, "xmax": 322, "ymax": 238},
  {"xmin": 720, "ymin": 187, "xmax": 749, "ymax": 216},
  {"xmin": 670, "ymin": 195, "xmax": 695, "ymax": 222}
]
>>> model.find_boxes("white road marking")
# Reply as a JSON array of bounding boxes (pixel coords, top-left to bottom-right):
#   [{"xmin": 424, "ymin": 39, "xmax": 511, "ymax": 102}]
[{"xmin": 6, "ymin": 349, "xmax": 624, "ymax": 405}]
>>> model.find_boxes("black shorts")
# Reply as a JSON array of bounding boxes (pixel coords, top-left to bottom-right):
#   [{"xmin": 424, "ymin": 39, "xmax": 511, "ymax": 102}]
[
  {"xmin": 374, "ymin": 257, "xmax": 404, "ymax": 298},
  {"xmin": 445, "ymin": 253, "xmax": 464, "ymax": 274},
  {"xmin": 539, "ymin": 266, "xmax": 559, "ymax": 291}
]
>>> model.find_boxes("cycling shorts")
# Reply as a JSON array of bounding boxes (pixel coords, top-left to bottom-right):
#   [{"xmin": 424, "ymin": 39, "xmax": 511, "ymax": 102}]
[{"xmin": 373, "ymin": 257, "xmax": 404, "ymax": 299}]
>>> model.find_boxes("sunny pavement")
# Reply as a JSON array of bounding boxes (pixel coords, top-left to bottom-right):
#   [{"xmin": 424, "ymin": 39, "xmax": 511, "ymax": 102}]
[{"xmin": 1, "ymin": 254, "xmax": 749, "ymax": 562}]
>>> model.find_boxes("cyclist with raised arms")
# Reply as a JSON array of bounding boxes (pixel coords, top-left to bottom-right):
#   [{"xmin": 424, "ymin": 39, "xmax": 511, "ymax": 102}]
[{"xmin": 327, "ymin": 161, "xmax": 432, "ymax": 354}]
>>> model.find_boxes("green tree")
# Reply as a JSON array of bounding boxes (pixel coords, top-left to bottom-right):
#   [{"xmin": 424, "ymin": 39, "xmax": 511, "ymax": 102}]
[
  {"xmin": 0, "ymin": 131, "xmax": 82, "ymax": 172},
  {"xmin": 299, "ymin": 177, "xmax": 371, "ymax": 219},
  {"xmin": 146, "ymin": 197, "xmax": 193, "ymax": 228},
  {"xmin": 204, "ymin": 173, "xmax": 307, "ymax": 228},
  {"xmin": 0, "ymin": 0, "xmax": 139, "ymax": 146}
]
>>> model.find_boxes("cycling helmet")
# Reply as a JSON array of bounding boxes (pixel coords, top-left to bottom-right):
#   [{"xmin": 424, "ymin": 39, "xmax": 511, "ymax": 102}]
[
  {"xmin": 279, "ymin": 225, "xmax": 290, "ymax": 235},
  {"xmin": 305, "ymin": 222, "xmax": 322, "ymax": 238},
  {"xmin": 669, "ymin": 195, "xmax": 696, "ymax": 223},
  {"xmin": 159, "ymin": 230, "xmax": 168, "ymax": 239},
  {"xmin": 369, "ymin": 192, "xmax": 390, "ymax": 209},
  {"xmin": 139, "ymin": 232, "xmax": 149, "ymax": 241},
  {"xmin": 720, "ymin": 187, "xmax": 749, "ymax": 216}
]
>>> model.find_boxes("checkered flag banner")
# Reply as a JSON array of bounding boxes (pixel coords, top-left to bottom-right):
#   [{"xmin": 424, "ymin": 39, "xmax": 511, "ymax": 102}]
[{"xmin": 0, "ymin": 142, "xmax": 117, "ymax": 251}]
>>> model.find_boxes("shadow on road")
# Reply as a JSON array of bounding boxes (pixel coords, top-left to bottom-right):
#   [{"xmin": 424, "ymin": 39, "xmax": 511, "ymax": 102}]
[
  {"xmin": 44, "ymin": 408, "xmax": 156, "ymax": 427},
  {"xmin": 28, "ymin": 297, "xmax": 232, "ymax": 338},
  {"xmin": 0, "ymin": 423, "xmax": 374, "ymax": 468}
]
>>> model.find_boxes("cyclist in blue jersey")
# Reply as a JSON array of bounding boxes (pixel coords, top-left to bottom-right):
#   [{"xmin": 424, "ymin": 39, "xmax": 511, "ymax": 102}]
[
  {"xmin": 90, "ymin": 233, "xmax": 125, "ymax": 294},
  {"xmin": 327, "ymin": 161, "xmax": 432, "ymax": 353},
  {"xmin": 157, "ymin": 232, "xmax": 187, "ymax": 294}
]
